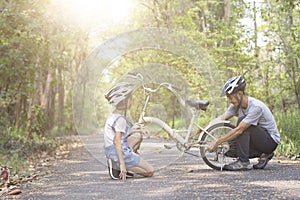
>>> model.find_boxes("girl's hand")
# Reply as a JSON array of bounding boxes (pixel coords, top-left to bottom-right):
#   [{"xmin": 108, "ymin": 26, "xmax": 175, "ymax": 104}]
[
  {"xmin": 142, "ymin": 129, "xmax": 151, "ymax": 137},
  {"xmin": 119, "ymin": 165, "xmax": 127, "ymax": 180}
]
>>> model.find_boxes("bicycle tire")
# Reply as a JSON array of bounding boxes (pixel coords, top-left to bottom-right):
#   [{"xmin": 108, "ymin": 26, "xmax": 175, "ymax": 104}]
[{"xmin": 199, "ymin": 123, "xmax": 236, "ymax": 170}]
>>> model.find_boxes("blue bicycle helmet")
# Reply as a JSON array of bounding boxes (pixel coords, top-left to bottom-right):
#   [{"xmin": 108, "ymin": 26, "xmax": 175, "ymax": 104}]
[{"xmin": 221, "ymin": 75, "xmax": 246, "ymax": 96}]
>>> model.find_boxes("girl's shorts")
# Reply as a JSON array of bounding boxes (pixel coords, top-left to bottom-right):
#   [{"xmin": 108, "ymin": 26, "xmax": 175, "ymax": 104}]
[{"xmin": 104, "ymin": 145, "xmax": 140, "ymax": 168}]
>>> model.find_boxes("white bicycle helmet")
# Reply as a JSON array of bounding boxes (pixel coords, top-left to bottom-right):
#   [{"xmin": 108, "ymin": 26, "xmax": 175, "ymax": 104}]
[
  {"xmin": 105, "ymin": 82, "xmax": 136, "ymax": 106},
  {"xmin": 221, "ymin": 75, "xmax": 246, "ymax": 96}
]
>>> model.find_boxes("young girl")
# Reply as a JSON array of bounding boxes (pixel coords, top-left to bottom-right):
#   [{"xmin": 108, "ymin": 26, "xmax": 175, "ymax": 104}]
[{"xmin": 104, "ymin": 82, "xmax": 154, "ymax": 180}]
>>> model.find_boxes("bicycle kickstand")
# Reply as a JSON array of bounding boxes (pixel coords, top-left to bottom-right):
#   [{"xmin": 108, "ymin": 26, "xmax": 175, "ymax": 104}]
[{"xmin": 220, "ymin": 148, "xmax": 226, "ymax": 171}]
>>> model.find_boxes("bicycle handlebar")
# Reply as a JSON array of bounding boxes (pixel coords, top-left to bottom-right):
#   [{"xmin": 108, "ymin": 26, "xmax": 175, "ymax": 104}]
[{"xmin": 128, "ymin": 72, "xmax": 182, "ymax": 93}]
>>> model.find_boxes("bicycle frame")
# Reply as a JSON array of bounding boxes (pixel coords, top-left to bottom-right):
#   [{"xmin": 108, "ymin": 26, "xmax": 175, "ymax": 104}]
[
  {"xmin": 140, "ymin": 112, "xmax": 230, "ymax": 151},
  {"xmin": 136, "ymin": 87, "xmax": 207, "ymax": 151},
  {"xmin": 131, "ymin": 72, "xmax": 230, "ymax": 153}
]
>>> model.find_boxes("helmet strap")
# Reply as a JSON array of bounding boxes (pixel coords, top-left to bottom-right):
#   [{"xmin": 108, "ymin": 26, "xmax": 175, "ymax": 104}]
[
  {"xmin": 115, "ymin": 96, "xmax": 131, "ymax": 116},
  {"xmin": 115, "ymin": 99, "xmax": 127, "ymax": 112},
  {"xmin": 124, "ymin": 98, "xmax": 128, "ymax": 117},
  {"xmin": 233, "ymin": 92, "xmax": 244, "ymax": 110}
]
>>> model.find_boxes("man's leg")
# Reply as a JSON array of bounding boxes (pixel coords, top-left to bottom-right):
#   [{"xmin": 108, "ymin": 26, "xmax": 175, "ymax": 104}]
[
  {"xmin": 234, "ymin": 129, "xmax": 251, "ymax": 162},
  {"xmin": 248, "ymin": 127, "xmax": 277, "ymax": 155},
  {"xmin": 224, "ymin": 117, "xmax": 277, "ymax": 170},
  {"xmin": 235, "ymin": 118, "xmax": 277, "ymax": 161},
  {"xmin": 248, "ymin": 125, "xmax": 278, "ymax": 169},
  {"xmin": 232, "ymin": 117, "xmax": 250, "ymax": 162},
  {"xmin": 223, "ymin": 126, "xmax": 264, "ymax": 171}
]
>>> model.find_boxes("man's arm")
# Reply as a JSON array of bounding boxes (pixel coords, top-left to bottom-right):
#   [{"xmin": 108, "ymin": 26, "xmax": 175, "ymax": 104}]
[
  {"xmin": 218, "ymin": 121, "xmax": 250, "ymax": 143},
  {"xmin": 219, "ymin": 112, "xmax": 233, "ymax": 120},
  {"xmin": 208, "ymin": 121, "xmax": 251, "ymax": 151}
]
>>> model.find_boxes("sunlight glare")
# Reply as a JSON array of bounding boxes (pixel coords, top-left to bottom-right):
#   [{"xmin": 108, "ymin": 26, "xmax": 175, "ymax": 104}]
[{"xmin": 55, "ymin": 0, "xmax": 133, "ymax": 25}]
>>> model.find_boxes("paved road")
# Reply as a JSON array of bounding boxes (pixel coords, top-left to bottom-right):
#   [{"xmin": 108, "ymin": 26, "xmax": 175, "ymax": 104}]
[{"xmin": 20, "ymin": 133, "xmax": 300, "ymax": 200}]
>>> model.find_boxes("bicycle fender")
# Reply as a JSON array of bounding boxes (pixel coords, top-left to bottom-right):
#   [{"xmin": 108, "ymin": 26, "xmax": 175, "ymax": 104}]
[{"xmin": 202, "ymin": 118, "xmax": 232, "ymax": 133}]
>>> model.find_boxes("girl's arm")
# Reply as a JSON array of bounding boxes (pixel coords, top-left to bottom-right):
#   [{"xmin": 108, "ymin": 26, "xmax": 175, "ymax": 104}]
[{"xmin": 114, "ymin": 131, "xmax": 127, "ymax": 180}]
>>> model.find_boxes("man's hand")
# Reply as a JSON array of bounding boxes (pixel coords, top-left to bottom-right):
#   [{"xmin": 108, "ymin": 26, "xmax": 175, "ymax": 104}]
[{"xmin": 207, "ymin": 140, "xmax": 219, "ymax": 152}]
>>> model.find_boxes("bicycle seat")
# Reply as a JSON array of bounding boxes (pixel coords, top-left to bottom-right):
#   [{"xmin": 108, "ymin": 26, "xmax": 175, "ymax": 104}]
[{"xmin": 186, "ymin": 100, "xmax": 209, "ymax": 111}]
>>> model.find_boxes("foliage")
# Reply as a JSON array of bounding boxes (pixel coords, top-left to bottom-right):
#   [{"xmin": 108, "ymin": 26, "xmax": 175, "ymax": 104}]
[
  {"xmin": 0, "ymin": 0, "xmax": 88, "ymax": 135},
  {"xmin": 0, "ymin": 0, "xmax": 299, "ymax": 170},
  {"xmin": 275, "ymin": 111, "xmax": 300, "ymax": 157},
  {"xmin": 25, "ymin": 105, "xmax": 47, "ymax": 138},
  {"xmin": 0, "ymin": 126, "xmax": 59, "ymax": 175}
]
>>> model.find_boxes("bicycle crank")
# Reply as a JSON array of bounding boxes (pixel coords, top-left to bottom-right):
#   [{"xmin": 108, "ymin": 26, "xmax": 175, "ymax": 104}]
[
  {"xmin": 184, "ymin": 151, "xmax": 201, "ymax": 157},
  {"xmin": 164, "ymin": 144, "xmax": 176, "ymax": 149}
]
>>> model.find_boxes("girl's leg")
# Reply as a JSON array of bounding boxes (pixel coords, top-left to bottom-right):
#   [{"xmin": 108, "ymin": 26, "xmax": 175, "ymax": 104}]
[
  {"xmin": 128, "ymin": 158, "xmax": 154, "ymax": 177},
  {"xmin": 126, "ymin": 131, "xmax": 154, "ymax": 177},
  {"xmin": 127, "ymin": 131, "xmax": 143, "ymax": 153}
]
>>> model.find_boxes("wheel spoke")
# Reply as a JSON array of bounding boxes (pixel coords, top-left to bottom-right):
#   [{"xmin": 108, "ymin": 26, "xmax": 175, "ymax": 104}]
[{"xmin": 199, "ymin": 123, "xmax": 236, "ymax": 170}]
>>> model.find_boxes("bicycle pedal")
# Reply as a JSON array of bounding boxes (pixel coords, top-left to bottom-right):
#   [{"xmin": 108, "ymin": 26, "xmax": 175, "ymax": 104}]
[{"xmin": 164, "ymin": 144, "xmax": 172, "ymax": 149}]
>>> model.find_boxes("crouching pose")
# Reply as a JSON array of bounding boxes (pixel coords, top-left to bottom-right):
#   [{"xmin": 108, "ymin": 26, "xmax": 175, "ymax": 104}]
[
  {"xmin": 104, "ymin": 82, "xmax": 154, "ymax": 180},
  {"xmin": 208, "ymin": 75, "xmax": 280, "ymax": 171}
]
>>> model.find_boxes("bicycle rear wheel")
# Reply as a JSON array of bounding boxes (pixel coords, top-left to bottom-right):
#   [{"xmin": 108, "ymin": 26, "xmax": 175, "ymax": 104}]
[{"xmin": 199, "ymin": 123, "xmax": 236, "ymax": 170}]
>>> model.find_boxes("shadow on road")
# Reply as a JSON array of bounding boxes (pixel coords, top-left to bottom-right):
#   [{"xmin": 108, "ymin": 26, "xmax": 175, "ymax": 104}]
[{"xmin": 20, "ymin": 134, "xmax": 300, "ymax": 200}]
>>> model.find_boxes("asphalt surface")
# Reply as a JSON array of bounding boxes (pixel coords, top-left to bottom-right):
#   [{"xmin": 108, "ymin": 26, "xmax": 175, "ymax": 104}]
[{"xmin": 18, "ymin": 133, "xmax": 300, "ymax": 200}]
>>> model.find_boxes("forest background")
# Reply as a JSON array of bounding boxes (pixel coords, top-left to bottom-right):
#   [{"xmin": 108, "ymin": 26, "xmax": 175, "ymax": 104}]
[{"xmin": 0, "ymin": 0, "xmax": 299, "ymax": 175}]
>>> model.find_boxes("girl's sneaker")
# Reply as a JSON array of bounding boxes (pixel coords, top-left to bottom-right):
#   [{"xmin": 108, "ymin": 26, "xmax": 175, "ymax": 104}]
[
  {"xmin": 107, "ymin": 159, "xmax": 134, "ymax": 179},
  {"xmin": 107, "ymin": 159, "xmax": 121, "ymax": 180}
]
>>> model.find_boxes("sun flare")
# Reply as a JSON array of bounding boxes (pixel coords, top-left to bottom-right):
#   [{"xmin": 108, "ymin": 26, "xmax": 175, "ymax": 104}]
[{"xmin": 55, "ymin": 0, "xmax": 133, "ymax": 25}]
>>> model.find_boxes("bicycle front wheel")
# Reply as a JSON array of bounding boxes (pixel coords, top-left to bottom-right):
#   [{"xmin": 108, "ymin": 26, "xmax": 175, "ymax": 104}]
[{"xmin": 199, "ymin": 123, "xmax": 235, "ymax": 170}]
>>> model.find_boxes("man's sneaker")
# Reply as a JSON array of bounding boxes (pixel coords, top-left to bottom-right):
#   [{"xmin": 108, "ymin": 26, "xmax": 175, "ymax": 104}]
[
  {"xmin": 107, "ymin": 159, "xmax": 121, "ymax": 180},
  {"xmin": 223, "ymin": 160, "xmax": 252, "ymax": 171},
  {"xmin": 253, "ymin": 153, "xmax": 274, "ymax": 169}
]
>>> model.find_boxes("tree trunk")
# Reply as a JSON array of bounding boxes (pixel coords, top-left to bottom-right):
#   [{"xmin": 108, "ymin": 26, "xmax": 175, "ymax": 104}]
[
  {"xmin": 198, "ymin": 6, "xmax": 207, "ymax": 47},
  {"xmin": 26, "ymin": 61, "xmax": 41, "ymax": 139},
  {"xmin": 223, "ymin": 0, "xmax": 231, "ymax": 47},
  {"xmin": 38, "ymin": 58, "xmax": 56, "ymax": 131},
  {"xmin": 286, "ymin": 4, "xmax": 299, "ymax": 109},
  {"xmin": 41, "ymin": 69, "xmax": 52, "ymax": 111},
  {"xmin": 224, "ymin": 0, "xmax": 230, "ymax": 26},
  {"xmin": 15, "ymin": 94, "xmax": 21, "ymax": 128},
  {"xmin": 48, "ymin": 81, "xmax": 56, "ymax": 130},
  {"xmin": 58, "ymin": 68, "xmax": 65, "ymax": 128}
]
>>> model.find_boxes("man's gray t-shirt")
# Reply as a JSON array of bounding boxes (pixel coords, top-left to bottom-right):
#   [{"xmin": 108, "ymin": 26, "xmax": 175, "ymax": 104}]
[{"xmin": 226, "ymin": 96, "xmax": 280, "ymax": 144}]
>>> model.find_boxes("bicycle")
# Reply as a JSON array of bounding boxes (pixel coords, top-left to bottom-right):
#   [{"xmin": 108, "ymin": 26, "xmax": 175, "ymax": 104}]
[{"xmin": 128, "ymin": 72, "xmax": 236, "ymax": 170}]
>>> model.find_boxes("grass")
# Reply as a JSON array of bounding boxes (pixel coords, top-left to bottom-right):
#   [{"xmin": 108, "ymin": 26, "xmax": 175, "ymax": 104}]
[
  {"xmin": 274, "ymin": 110, "xmax": 300, "ymax": 158},
  {"xmin": 0, "ymin": 126, "xmax": 65, "ymax": 176}
]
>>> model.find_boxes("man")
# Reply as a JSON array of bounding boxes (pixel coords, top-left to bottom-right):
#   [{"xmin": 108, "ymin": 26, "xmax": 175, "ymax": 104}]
[{"xmin": 208, "ymin": 75, "xmax": 280, "ymax": 171}]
